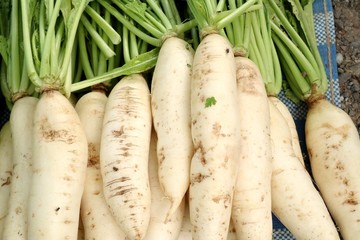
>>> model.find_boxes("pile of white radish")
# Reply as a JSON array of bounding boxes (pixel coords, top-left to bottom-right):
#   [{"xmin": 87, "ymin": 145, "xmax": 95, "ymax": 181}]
[{"xmin": 1, "ymin": 0, "xmax": 360, "ymax": 239}]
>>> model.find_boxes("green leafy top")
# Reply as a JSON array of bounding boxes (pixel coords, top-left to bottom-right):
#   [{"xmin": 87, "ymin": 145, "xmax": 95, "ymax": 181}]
[
  {"xmin": 186, "ymin": 0, "xmax": 259, "ymax": 39},
  {"xmin": 265, "ymin": 0, "xmax": 327, "ymax": 103},
  {"xmin": 20, "ymin": 0, "xmax": 91, "ymax": 97},
  {"xmin": 0, "ymin": 0, "xmax": 36, "ymax": 107}
]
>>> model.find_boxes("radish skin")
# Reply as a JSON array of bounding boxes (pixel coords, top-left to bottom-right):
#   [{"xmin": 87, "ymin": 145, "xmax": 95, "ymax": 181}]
[
  {"xmin": 151, "ymin": 37, "xmax": 194, "ymax": 219},
  {"xmin": 144, "ymin": 129, "xmax": 184, "ymax": 240},
  {"xmin": 2, "ymin": 96, "xmax": 38, "ymax": 239},
  {"xmin": 232, "ymin": 57, "xmax": 272, "ymax": 239},
  {"xmin": 269, "ymin": 99, "xmax": 340, "ymax": 240},
  {"xmin": 189, "ymin": 33, "xmax": 240, "ymax": 240},
  {"xmin": 100, "ymin": 74, "xmax": 152, "ymax": 240},
  {"xmin": 305, "ymin": 97, "xmax": 360, "ymax": 239},
  {"xmin": 269, "ymin": 96, "xmax": 305, "ymax": 166},
  {"xmin": 178, "ymin": 195, "xmax": 237, "ymax": 240},
  {"xmin": 0, "ymin": 122, "xmax": 12, "ymax": 238},
  {"xmin": 78, "ymin": 214, "xmax": 85, "ymax": 240},
  {"xmin": 75, "ymin": 91, "xmax": 127, "ymax": 240},
  {"xmin": 27, "ymin": 90, "xmax": 88, "ymax": 240}
]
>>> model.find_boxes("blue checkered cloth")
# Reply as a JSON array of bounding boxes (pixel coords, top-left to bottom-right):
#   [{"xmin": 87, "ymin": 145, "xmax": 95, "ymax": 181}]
[{"xmin": 273, "ymin": 0, "xmax": 340, "ymax": 239}]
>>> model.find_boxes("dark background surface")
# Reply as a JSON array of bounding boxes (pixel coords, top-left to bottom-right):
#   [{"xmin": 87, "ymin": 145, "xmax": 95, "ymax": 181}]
[{"xmin": 332, "ymin": 0, "xmax": 360, "ymax": 133}]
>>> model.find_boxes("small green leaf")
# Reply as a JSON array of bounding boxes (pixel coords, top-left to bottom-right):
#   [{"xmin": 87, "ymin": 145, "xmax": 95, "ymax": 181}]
[{"xmin": 205, "ymin": 96, "xmax": 217, "ymax": 108}]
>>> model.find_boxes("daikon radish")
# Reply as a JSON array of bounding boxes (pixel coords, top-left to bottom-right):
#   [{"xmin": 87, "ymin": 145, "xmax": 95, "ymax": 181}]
[
  {"xmin": 266, "ymin": 1, "xmax": 360, "ymax": 238},
  {"xmin": 189, "ymin": 32, "xmax": 240, "ymax": 240},
  {"xmin": 178, "ymin": 196, "xmax": 192, "ymax": 240},
  {"xmin": 151, "ymin": 36, "xmax": 194, "ymax": 219},
  {"xmin": 27, "ymin": 90, "xmax": 88, "ymax": 240},
  {"xmin": 75, "ymin": 90, "xmax": 127, "ymax": 240},
  {"xmin": 78, "ymin": 214, "xmax": 85, "ymax": 240},
  {"xmin": 2, "ymin": 96, "xmax": 38, "ymax": 239},
  {"xmin": 269, "ymin": 96, "xmax": 304, "ymax": 166},
  {"xmin": 306, "ymin": 97, "xmax": 360, "ymax": 239},
  {"xmin": 231, "ymin": 57, "xmax": 272, "ymax": 239},
  {"xmin": 178, "ymin": 195, "xmax": 238, "ymax": 240},
  {"xmin": 144, "ymin": 128, "xmax": 184, "ymax": 240},
  {"xmin": 100, "ymin": 74, "xmax": 152, "ymax": 240},
  {"xmin": 0, "ymin": 122, "xmax": 13, "ymax": 237},
  {"xmin": 269, "ymin": 99, "xmax": 340, "ymax": 240}
]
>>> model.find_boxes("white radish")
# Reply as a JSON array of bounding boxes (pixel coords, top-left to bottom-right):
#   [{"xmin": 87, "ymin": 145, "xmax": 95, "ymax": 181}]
[
  {"xmin": 0, "ymin": 122, "xmax": 13, "ymax": 237},
  {"xmin": 27, "ymin": 90, "xmax": 88, "ymax": 240},
  {"xmin": 189, "ymin": 33, "xmax": 240, "ymax": 240},
  {"xmin": 305, "ymin": 97, "xmax": 360, "ymax": 239},
  {"xmin": 75, "ymin": 90, "xmax": 127, "ymax": 240},
  {"xmin": 231, "ymin": 57, "xmax": 272, "ymax": 239},
  {"xmin": 178, "ymin": 197, "xmax": 192, "ymax": 240},
  {"xmin": 178, "ymin": 194, "xmax": 238, "ymax": 240},
  {"xmin": 269, "ymin": 99, "xmax": 340, "ymax": 239},
  {"xmin": 100, "ymin": 73, "xmax": 152, "ymax": 240},
  {"xmin": 269, "ymin": 96, "xmax": 305, "ymax": 166},
  {"xmin": 77, "ymin": 214, "xmax": 85, "ymax": 240},
  {"xmin": 227, "ymin": 218, "xmax": 237, "ymax": 240},
  {"xmin": 151, "ymin": 37, "xmax": 194, "ymax": 219},
  {"xmin": 2, "ymin": 96, "xmax": 38, "ymax": 240},
  {"xmin": 144, "ymin": 128, "xmax": 185, "ymax": 240}
]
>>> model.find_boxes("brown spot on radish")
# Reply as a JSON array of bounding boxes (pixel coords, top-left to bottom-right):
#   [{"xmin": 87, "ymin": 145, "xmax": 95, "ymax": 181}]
[
  {"xmin": 321, "ymin": 123, "xmax": 350, "ymax": 140},
  {"xmin": 225, "ymin": 48, "xmax": 230, "ymax": 54},
  {"xmin": 121, "ymin": 151, "xmax": 130, "ymax": 157},
  {"xmin": 15, "ymin": 207, "xmax": 22, "ymax": 214},
  {"xmin": 212, "ymin": 122, "xmax": 221, "ymax": 137},
  {"xmin": 335, "ymin": 161, "xmax": 345, "ymax": 171},
  {"xmin": 212, "ymin": 194, "xmax": 231, "ymax": 205},
  {"xmin": 90, "ymin": 223, "xmax": 95, "ymax": 229},
  {"xmin": 39, "ymin": 118, "xmax": 76, "ymax": 144},
  {"xmin": 158, "ymin": 147, "xmax": 165, "ymax": 164},
  {"xmin": 112, "ymin": 126, "xmax": 124, "ymax": 138},
  {"xmin": 63, "ymin": 175, "xmax": 72, "ymax": 181},
  {"xmin": 192, "ymin": 173, "xmax": 209, "ymax": 184},
  {"xmin": 88, "ymin": 143, "xmax": 99, "ymax": 166},
  {"xmin": 113, "ymin": 166, "xmax": 119, "ymax": 172},
  {"xmin": 111, "ymin": 186, "xmax": 136, "ymax": 197},
  {"xmin": 119, "ymin": 176, "xmax": 130, "ymax": 182},
  {"xmin": 1, "ymin": 176, "xmax": 11, "ymax": 186},
  {"xmin": 343, "ymin": 191, "xmax": 358, "ymax": 205}
]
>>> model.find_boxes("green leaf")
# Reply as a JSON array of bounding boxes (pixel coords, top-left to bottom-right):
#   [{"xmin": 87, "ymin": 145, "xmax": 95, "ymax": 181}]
[
  {"xmin": 125, "ymin": 0, "xmax": 148, "ymax": 21},
  {"xmin": 205, "ymin": 96, "xmax": 217, "ymax": 108},
  {"xmin": 71, "ymin": 47, "xmax": 159, "ymax": 92},
  {"xmin": 0, "ymin": 35, "xmax": 8, "ymax": 65}
]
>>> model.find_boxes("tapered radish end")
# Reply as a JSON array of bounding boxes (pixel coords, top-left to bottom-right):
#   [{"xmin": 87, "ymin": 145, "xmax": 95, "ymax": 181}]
[{"xmin": 164, "ymin": 198, "xmax": 183, "ymax": 224}]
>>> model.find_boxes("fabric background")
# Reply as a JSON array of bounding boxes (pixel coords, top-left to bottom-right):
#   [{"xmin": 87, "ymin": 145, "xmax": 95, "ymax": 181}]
[{"xmin": 0, "ymin": 0, "xmax": 339, "ymax": 238}]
